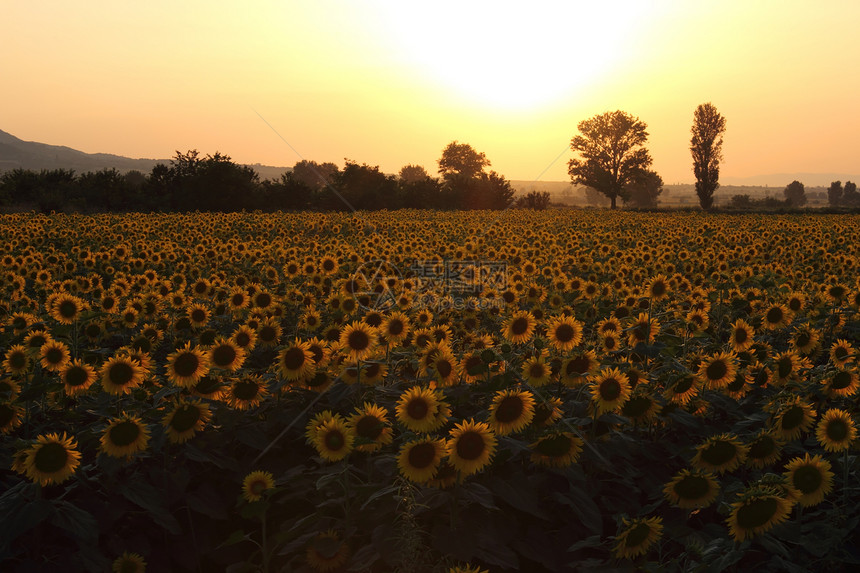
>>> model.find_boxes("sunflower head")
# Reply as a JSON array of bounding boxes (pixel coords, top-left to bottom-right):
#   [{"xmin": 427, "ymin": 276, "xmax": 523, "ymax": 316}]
[
  {"xmin": 692, "ymin": 433, "xmax": 748, "ymax": 474},
  {"xmin": 612, "ymin": 516, "xmax": 663, "ymax": 560},
  {"xmin": 100, "ymin": 414, "xmax": 150, "ymax": 459},
  {"xmin": 242, "ymin": 470, "xmax": 275, "ymax": 503},
  {"xmin": 488, "ymin": 389, "xmax": 536, "ymax": 435},
  {"xmin": 24, "ymin": 432, "xmax": 82, "ymax": 486},
  {"xmin": 663, "ymin": 468, "xmax": 720, "ymax": 509},
  {"xmin": 784, "ymin": 453, "xmax": 834, "ymax": 507},
  {"xmin": 446, "ymin": 419, "xmax": 497, "ymax": 476}
]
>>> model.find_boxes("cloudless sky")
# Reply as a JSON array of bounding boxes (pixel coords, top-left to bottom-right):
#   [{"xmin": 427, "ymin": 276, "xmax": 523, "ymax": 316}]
[{"xmin": 2, "ymin": 0, "xmax": 858, "ymax": 184}]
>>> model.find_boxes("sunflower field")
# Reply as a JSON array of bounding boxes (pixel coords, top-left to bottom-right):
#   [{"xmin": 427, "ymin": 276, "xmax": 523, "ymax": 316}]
[{"xmin": 1, "ymin": 210, "xmax": 859, "ymax": 572}]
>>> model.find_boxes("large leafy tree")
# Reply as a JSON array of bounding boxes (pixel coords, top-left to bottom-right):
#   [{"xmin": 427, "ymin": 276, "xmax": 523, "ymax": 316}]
[
  {"xmin": 784, "ymin": 180, "xmax": 807, "ymax": 208},
  {"xmin": 437, "ymin": 141, "xmax": 491, "ymax": 182},
  {"xmin": 690, "ymin": 103, "xmax": 727, "ymax": 210},
  {"xmin": 568, "ymin": 111, "xmax": 653, "ymax": 209}
]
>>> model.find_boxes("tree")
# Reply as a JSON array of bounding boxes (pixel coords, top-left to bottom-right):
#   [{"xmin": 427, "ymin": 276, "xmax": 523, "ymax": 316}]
[
  {"xmin": 843, "ymin": 181, "xmax": 859, "ymax": 206},
  {"xmin": 291, "ymin": 160, "xmax": 339, "ymax": 190},
  {"xmin": 332, "ymin": 161, "xmax": 398, "ymax": 211},
  {"xmin": 398, "ymin": 164, "xmax": 430, "ymax": 184},
  {"xmin": 784, "ymin": 180, "xmax": 807, "ymax": 207},
  {"xmin": 690, "ymin": 103, "xmax": 727, "ymax": 211},
  {"xmin": 623, "ymin": 169, "xmax": 663, "ymax": 209},
  {"xmin": 515, "ymin": 190, "xmax": 551, "ymax": 210},
  {"xmin": 828, "ymin": 181, "xmax": 843, "ymax": 207},
  {"xmin": 437, "ymin": 141, "xmax": 490, "ymax": 182},
  {"xmin": 568, "ymin": 110, "xmax": 653, "ymax": 209}
]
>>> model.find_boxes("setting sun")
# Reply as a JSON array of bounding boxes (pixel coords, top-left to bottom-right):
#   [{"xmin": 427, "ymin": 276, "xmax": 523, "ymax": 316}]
[{"xmin": 376, "ymin": 2, "xmax": 653, "ymax": 112}]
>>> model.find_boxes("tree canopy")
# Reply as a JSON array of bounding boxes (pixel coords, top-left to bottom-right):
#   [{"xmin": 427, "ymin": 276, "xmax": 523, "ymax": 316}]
[
  {"xmin": 690, "ymin": 103, "xmax": 727, "ymax": 210},
  {"xmin": 568, "ymin": 111, "xmax": 653, "ymax": 209}
]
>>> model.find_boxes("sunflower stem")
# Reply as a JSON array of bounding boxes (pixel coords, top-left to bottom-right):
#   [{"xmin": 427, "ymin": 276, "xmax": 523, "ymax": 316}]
[
  {"xmin": 261, "ymin": 507, "xmax": 270, "ymax": 573},
  {"xmin": 844, "ymin": 448, "xmax": 849, "ymax": 509}
]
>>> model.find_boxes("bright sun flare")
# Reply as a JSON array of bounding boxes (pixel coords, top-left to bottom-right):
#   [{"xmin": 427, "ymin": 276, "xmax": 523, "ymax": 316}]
[{"xmin": 379, "ymin": 2, "xmax": 649, "ymax": 112}]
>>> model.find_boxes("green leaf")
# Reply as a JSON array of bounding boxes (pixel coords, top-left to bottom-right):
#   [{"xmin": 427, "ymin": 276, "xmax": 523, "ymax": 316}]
[
  {"xmin": 568, "ymin": 534, "xmax": 602, "ymax": 552},
  {"xmin": 563, "ymin": 486, "xmax": 603, "ymax": 535},
  {"xmin": 50, "ymin": 500, "xmax": 99, "ymax": 544},
  {"xmin": 219, "ymin": 529, "xmax": 250, "ymax": 549},
  {"xmin": 118, "ymin": 477, "xmax": 182, "ymax": 534}
]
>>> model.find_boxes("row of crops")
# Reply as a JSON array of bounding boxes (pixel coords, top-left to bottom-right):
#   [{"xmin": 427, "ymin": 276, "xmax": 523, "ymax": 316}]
[{"xmin": 1, "ymin": 210, "xmax": 859, "ymax": 572}]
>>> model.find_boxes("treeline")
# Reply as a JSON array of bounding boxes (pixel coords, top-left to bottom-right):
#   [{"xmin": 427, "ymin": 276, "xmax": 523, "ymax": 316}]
[
  {"xmin": 728, "ymin": 179, "xmax": 860, "ymax": 210},
  {"xmin": 0, "ymin": 143, "xmax": 527, "ymax": 213}
]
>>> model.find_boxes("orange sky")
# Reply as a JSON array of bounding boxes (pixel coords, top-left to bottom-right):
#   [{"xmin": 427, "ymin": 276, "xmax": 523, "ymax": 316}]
[{"xmin": 2, "ymin": 1, "xmax": 859, "ymax": 185}]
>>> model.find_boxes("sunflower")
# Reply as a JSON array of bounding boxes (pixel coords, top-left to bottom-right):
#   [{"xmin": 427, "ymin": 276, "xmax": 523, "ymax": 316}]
[
  {"xmin": 207, "ymin": 338, "xmax": 246, "ymax": 372},
  {"xmin": 448, "ymin": 565, "xmax": 489, "ymax": 573},
  {"xmin": 770, "ymin": 350, "xmax": 808, "ymax": 386},
  {"xmin": 339, "ymin": 321, "xmax": 378, "ymax": 362},
  {"xmin": 231, "ymin": 324, "xmax": 257, "ymax": 352},
  {"xmin": 560, "ymin": 350, "xmax": 599, "ymax": 387},
  {"xmin": 23, "ymin": 329, "xmax": 53, "ymax": 353},
  {"xmin": 621, "ymin": 390, "xmax": 661, "ymax": 424},
  {"xmin": 162, "ymin": 399, "xmax": 212, "ymax": 444},
  {"xmin": 348, "ymin": 403, "xmax": 393, "ymax": 452},
  {"xmin": 488, "ymin": 389, "xmax": 535, "ymax": 435},
  {"xmin": 824, "ymin": 368, "xmax": 859, "ymax": 398},
  {"xmin": 685, "ymin": 309, "xmax": 709, "ymax": 333},
  {"xmin": 791, "ymin": 325, "xmax": 820, "ymax": 355},
  {"xmin": 598, "ymin": 332, "xmax": 623, "ymax": 354},
  {"xmin": 545, "ymin": 315, "xmax": 583, "ymax": 352},
  {"xmin": 23, "ymin": 432, "xmax": 82, "ymax": 486},
  {"xmin": 627, "ymin": 313, "xmax": 660, "ymax": 347},
  {"xmin": 531, "ymin": 396, "xmax": 563, "ymax": 427},
  {"xmin": 772, "ymin": 398, "xmax": 816, "ymax": 441},
  {"xmin": 726, "ymin": 488, "xmax": 793, "ymax": 542},
  {"xmin": 427, "ymin": 348, "xmax": 460, "ymax": 388},
  {"xmin": 529, "ymin": 432, "xmax": 583, "ymax": 468},
  {"xmin": 305, "ymin": 529, "xmax": 350, "ymax": 572},
  {"xmin": 49, "ymin": 293, "xmax": 87, "ymax": 324},
  {"xmin": 446, "ymin": 419, "xmax": 496, "ymax": 476},
  {"xmin": 100, "ymin": 356, "xmax": 146, "ymax": 395},
  {"xmin": 815, "ymin": 408, "xmax": 857, "ymax": 453},
  {"xmin": 691, "ymin": 433, "xmax": 748, "ymax": 475},
  {"xmin": 761, "ymin": 304, "xmax": 792, "ymax": 330},
  {"xmin": 227, "ymin": 286, "xmax": 250, "ymax": 312},
  {"xmin": 612, "ymin": 516, "xmax": 663, "ymax": 560},
  {"xmin": 647, "ymin": 274, "xmax": 671, "ymax": 301},
  {"xmin": 242, "ymin": 470, "xmax": 275, "ymax": 502},
  {"xmin": 226, "ymin": 375, "xmax": 268, "ymax": 410},
  {"xmin": 58, "ymin": 359, "xmax": 98, "ymax": 396},
  {"xmin": 727, "ymin": 318, "xmax": 755, "ymax": 352},
  {"xmin": 255, "ymin": 317, "xmax": 282, "ymax": 348},
  {"xmin": 697, "ymin": 351, "xmax": 737, "ymax": 389},
  {"xmin": 398, "ymin": 437, "xmax": 446, "ymax": 483},
  {"xmin": 276, "ymin": 340, "xmax": 315, "ymax": 381},
  {"xmin": 502, "ymin": 310, "xmax": 536, "ymax": 344},
  {"xmin": 663, "ymin": 468, "xmax": 720, "ymax": 509},
  {"xmin": 100, "ymin": 414, "xmax": 150, "ymax": 459},
  {"xmin": 165, "ymin": 343, "xmax": 211, "ymax": 388},
  {"xmin": 829, "ymin": 339, "xmax": 856, "ymax": 368},
  {"xmin": 591, "ymin": 367, "xmax": 631, "ymax": 415},
  {"xmin": 112, "ymin": 552, "xmax": 147, "ymax": 573},
  {"xmin": 746, "ymin": 430, "xmax": 783, "ymax": 469},
  {"xmin": 521, "ymin": 353, "xmax": 552, "ymax": 387},
  {"xmin": 395, "ymin": 386, "xmax": 445, "ymax": 433},
  {"xmin": 312, "ymin": 417, "xmax": 355, "ymax": 462},
  {"xmin": 2, "ymin": 344, "xmax": 30, "ymax": 375},
  {"xmin": 381, "ymin": 311, "xmax": 411, "ymax": 345},
  {"xmin": 784, "ymin": 453, "xmax": 834, "ymax": 507},
  {"xmin": 722, "ymin": 371, "xmax": 752, "ymax": 400},
  {"xmin": 0, "ymin": 402, "xmax": 23, "ymax": 434}
]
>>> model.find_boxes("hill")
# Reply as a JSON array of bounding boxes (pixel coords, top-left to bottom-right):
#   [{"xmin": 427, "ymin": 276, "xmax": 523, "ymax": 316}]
[{"xmin": 0, "ymin": 129, "xmax": 291, "ymax": 180}]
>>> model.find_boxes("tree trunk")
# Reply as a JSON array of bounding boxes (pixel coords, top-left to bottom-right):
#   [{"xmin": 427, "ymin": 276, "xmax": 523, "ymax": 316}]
[{"xmin": 610, "ymin": 195, "xmax": 617, "ymax": 209}]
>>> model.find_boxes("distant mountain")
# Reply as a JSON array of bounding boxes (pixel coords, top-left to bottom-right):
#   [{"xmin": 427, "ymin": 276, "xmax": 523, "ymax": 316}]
[
  {"xmin": 0, "ymin": 129, "xmax": 292, "ymax": 180},
  {"xmin": 722, "ymin": 173, "xmax": 859, "ymax": 187}
]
